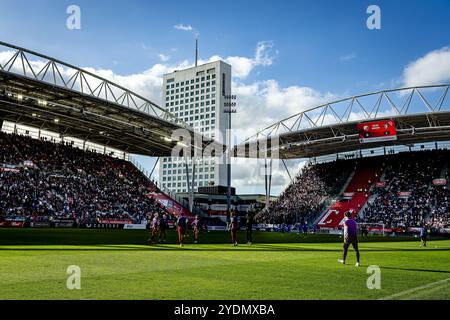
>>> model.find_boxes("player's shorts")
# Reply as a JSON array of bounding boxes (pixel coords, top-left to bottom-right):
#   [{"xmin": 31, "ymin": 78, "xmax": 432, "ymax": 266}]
[
  {"xmin": 421, "ymin": 235, "xmax": 427, "ymax": 241},
  {"xmin": 344, "ymin": 235, "xmax": 358, "ymax": 247}
]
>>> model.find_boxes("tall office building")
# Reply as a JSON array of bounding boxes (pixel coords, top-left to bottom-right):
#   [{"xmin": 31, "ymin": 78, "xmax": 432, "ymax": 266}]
[{"xmin": 159, "ymin": 60, "xmax": 232, "ymax": 193}]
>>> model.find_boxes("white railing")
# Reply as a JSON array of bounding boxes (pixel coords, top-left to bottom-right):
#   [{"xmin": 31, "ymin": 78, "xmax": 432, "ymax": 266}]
[
  {"xmin": 242, "ymin": 84, "xmax": 450, "ymax": 143},
  {"xmin": 0, "ymin": 40, "xmax": 190, "ymax": 129}
]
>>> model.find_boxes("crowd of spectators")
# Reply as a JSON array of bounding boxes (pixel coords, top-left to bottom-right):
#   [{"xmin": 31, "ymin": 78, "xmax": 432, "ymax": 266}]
[
  {"xmin": 0, "ymin": 131, "xmax": 169, "ymax": 224},
  {"xmin": 360, "ymin": 150, "xmax": 450, "ymax": 230},
  {"xmin": 255, "ymin": 149, "xmax": 450, "ymax": 231},
  {"xmin": 3, "ymin": 131, "xmax": 449, "ymax": 232},
  {"xmin": 255, "ymin": 160, "xmax": 354, "ymax": 224}
]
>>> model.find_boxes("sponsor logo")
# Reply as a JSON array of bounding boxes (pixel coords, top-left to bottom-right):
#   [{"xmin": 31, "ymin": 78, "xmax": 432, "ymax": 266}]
[{"xmin": 123, "ymin": 224, "xmax": 147, "ymax": 230}]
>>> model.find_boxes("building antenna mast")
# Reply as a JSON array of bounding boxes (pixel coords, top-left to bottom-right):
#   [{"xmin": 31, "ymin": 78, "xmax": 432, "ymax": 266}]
[{"xmin": 195, "ymin": 33, "xmax": 199, "ymax": 67}]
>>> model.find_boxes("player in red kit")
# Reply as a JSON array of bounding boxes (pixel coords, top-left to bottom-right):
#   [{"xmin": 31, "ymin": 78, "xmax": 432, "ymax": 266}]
[
  {"xmin": 158, "ymin": 214, "xmax": 168, "ymax": 243},
  {"xmin": 177, "ymin": 214, "xmax": 187, "ymax": 247}
]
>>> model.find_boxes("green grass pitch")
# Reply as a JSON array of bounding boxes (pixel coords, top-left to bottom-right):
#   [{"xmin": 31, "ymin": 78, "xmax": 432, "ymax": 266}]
[{"xmin": 0, "ymin": 228, "xmax": 449, "ymax": 300}]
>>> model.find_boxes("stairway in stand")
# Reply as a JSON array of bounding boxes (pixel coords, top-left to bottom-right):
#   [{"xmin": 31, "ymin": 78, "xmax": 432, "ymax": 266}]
[{"xmin": 317, "ymin": 165, "xmax": 380, "ymax": 229}]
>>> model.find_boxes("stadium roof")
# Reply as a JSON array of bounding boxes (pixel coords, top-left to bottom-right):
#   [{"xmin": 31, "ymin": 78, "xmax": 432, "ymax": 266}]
[
  {"xmin": 234, "ymin": 84, "xmax": 450, "ymax": 159},
  {"xmin": 0, "ymin": 41, "xmax": 220, "ymax": 157}
]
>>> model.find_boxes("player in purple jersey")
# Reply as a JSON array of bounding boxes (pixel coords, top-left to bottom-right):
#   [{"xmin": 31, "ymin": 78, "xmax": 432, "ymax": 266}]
[
  {"xmin": 420, "ymin": 225, "xmax": 428, "ymax": 247},
  {"xmin": 158, "ymin": 214, "xmax": 168, "ymax": 243},
  {"xmin": 338, "ymin": 211, "xmax": 360, "ymax": 267}
]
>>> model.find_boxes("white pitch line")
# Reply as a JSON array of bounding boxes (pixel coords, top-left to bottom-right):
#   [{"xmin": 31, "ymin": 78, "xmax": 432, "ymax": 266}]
[{"xmin": 379, "ymin": 277, "xmax": 450, "ymax": 300}]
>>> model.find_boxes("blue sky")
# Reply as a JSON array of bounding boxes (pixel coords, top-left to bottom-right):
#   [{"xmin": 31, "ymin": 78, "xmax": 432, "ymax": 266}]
[
  {"xmin": 1, "ymin": 0, "xmax": 449, "ymax": 194},
  {"xmin": 1, "ymin": 0, "xmax": 449, "ymax": 91}
]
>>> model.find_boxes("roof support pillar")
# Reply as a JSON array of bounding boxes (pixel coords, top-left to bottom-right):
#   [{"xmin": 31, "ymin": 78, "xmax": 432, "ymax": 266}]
[
  {"xmin": 282, "ymin": 159, "xmax": 293, "ymax": 183},
  {"xmin": 149, "ymin": 157, "xmax": 160, "ymax": 180},
  {"xmin": 264, "ymin": 157, "xmax": 273, "ymax": 209},
  {"xmin": 184, "ymin": 157, "xmax": 196, "ymax": 214}
]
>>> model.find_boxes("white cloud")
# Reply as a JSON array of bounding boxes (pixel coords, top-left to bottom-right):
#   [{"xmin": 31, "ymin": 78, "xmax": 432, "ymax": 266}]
[
  {"xmin": 182, "ymin": 41, "xmax": 277, "ymax": 80},
  {"xmin": 0, "ymin": 50, "xmax": 15, "ymax": 67},
  {"xmin": 158, "ymin": 53, "xmax": 170, "ymax": 62},
  {"xmin": 231, "ymin": 157, "xmax": 306, "ymax": 195},
  {"xmin": 402, "ymin": 46, "xmax": 450, "ymax": 87},
  {"xmin": 255, "ymin": 41, "xmax": 277, "ymax": 66},
  {"xmin": 224, "ymin": 41, "xmax": 277, "ymax": 79},
  {"xmin": 231, "ymin": 80, "xmax": 336, "ymax": 141},
  {"xmin": 226, "ymin": 78, "xmax": 337, "ymax": 191},
  {"xmin": 339, "ymin": 53, "xmax": 357, "ymax": 61},
  {"xmin": 185, "ymin": 41, "xmax": 277, "ymax": 80},
  {"xmin": 174, "ymin": 24, "xmax": 193, "ymax": 32},
  {"xmin": 81, "ymin": 59, "xmax": 192, "ymax": 104},
  {"xmin": 225, "ymin": 56, "xmax": 254, "ymax": 79}
]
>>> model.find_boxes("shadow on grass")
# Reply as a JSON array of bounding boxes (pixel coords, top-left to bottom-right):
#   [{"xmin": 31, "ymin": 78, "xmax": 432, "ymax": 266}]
[
  {"xmin": 1, "ymin": 243, "xmax": 450, "ymax": 253},
  {"xmin": 379, "ymin": 266, "xmax": 450, "ymax": 274},
  {"xmin": 336, "ymin": 263, "xmax": 450, "ymax": 275}
]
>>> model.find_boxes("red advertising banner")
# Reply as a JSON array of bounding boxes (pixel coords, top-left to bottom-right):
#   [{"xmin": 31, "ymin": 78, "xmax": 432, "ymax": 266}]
[
  {"xmin": 10, "ymin": 221, "xmax": 25, "ymax": 228},
  {"xmin": 357, "ymin": 120, "xmax": 397, "ymax": 143},
  {"xmin": 0, "ymin": 221, "xmax": 25, "ymax": 228},
  {"xmin": 433, "ymin": 179, "xmax": 447, "ymax": 186}
]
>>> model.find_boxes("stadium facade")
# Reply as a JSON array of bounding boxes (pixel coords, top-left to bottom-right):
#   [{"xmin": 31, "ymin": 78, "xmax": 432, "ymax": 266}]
[{"xmin": 159, "ymin": 61, "xmax": 231, "ymax": 193}]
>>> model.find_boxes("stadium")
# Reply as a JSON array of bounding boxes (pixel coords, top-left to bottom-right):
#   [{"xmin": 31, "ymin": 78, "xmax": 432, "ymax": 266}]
[{"xmin": 1, "ymin": 2, "xmax": 450, "ymax": 304}]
